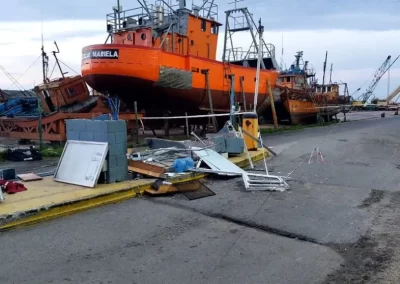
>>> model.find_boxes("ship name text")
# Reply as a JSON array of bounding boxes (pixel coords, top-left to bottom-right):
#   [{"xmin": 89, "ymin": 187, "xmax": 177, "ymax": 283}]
[{"xmin": 82, "ymin": 49, "xmax": 119, "ymax": 60}]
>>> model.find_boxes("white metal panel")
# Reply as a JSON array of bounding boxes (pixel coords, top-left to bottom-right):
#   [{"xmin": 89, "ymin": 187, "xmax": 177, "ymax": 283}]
[
  {"xmin": 54, "ymin": 140, "xmax": 109, "ymax": 188},
  {"xmin": 194, "ymin": 149, "xmax": 245, "ymax": 174}
]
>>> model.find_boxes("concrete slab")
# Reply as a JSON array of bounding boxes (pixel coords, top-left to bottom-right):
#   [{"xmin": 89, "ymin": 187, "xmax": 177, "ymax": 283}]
[
  {"xmin": 155, "ymin": 177, "xmax": 373, "ymax": 244},
  {"xmin": 0, "ymin": 199, "xmax": 343, "ymax": 284},
  {"xmin": 0, "ymin": 149, "xmax": 268, "ymax": 230},
  {"xmin": 264, "ymin": 117, "xmax": 400, "ymax": 191},
  {"xmin": 337, "ymin": 110, "xmax": 398, "ymax": 122}
]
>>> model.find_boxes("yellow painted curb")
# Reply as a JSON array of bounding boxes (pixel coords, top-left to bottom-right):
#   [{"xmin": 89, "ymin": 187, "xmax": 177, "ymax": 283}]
[
  {"xmin": 0, "ymin": 188, "xmax": 145, "ymax": 231},
  {"xmin": 0, "ymin": 149, "xmax": 267, "ymax": 231}
]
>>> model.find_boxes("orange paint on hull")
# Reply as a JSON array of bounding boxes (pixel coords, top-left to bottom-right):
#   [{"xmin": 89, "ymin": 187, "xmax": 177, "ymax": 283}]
[
  {"xmin": 285, "ymin": 100, "xmax": 318, "ymax": 124},
  {"xmin": 81, "ymin": 44, "xmax": 279, "ymax": 112}
]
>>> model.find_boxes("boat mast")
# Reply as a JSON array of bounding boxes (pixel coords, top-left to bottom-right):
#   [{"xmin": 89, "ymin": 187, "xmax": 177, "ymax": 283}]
[
  {"xmin": 222, "ymin": 0, "xmax": 274, "ymax": 70},
  {"xmin": 117, "ymin": 0, "xmax": 121, "ymax": 29},
  {"xmin": 52, "ymin": 41, "xmax": 66, "ymax": 79},
  {"xmin": 41, "ymin": 17, "xmax": 48, "ymax": 84},
  {"xmin": 322, "ymin": 51, "xmax": 328, "ymax": 121},
  {"xmin": 253, "ymin": 18, "xmax": 263, "ymax": 112},
  {"xmin": 322, "ymin": 51, "xmax": 327, "ymax": 91}
]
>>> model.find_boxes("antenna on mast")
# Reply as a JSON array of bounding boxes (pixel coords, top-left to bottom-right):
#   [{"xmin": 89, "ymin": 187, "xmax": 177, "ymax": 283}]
[
  {"xmin": 280, "ymin": 33, "xmax": 284, "ymax": 70},
  {"xmin": 329, "ymin": 63, "xmax": 333, "ymax": 84},
  {"xmin": 387, "ymin": 57, "xmax": 391, "ymax": 98},
  {"xmin": 41, "ymin": 13, "xmax": 49, "ymax": 83}
]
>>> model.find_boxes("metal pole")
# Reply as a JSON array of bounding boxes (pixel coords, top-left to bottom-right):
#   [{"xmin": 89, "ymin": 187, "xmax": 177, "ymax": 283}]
[
  {"xmin": 164, "ymin": 111, "xmax": 169, "ymax": 138},
  {"xmin": 243, "ymin": 10, "xmax": 265, "ymax": 69},
  {"xmin": 222, "ymin": 11, "xmax": 229, "ymax": 62},
  {"xmin": 238, "ymin": 126, "xmax": 254, "ymax": 169},
  {"xmin": 267, "ymin": 80, "xmax": 278, "ymax": 129},
  {"xmin": 185, "ymin": 112, "xmax": 189, "ymax": 138},
  {"xmin": 202, "ymin": 69, "xmax": 218, "ymax": 131},
  {"xmin": 322, "ymin": 51, "xmax": 329, "ymax": 122},
  {"xmin": 229, "ymin": 74, "xmax": 235, "ymax": 124},
  {"xmin": 258, "ymin": 131, "xmax": 268, "ymax": 174},
  {"xmin": 387, "ymin": 58, "xmax": 391, "ymax": 99},
  {"xmin": 117, "ymin": 0, "xmax": 121, "ymax": 30},
  {"xmin": 134, "ymin": 101, "xmax": 139, "ymax": 144},
  {"xmin": 38, "ymin": 98, "xmax": 43, "ymax": 151},
  {"xmin": 343, "ymin": 83, "xmax": 347, "ymax": 122},
  {"xmin": 191, "ymin": 132, "xmax": 207, "ymax": 147},
  {"xmin": 240, "ymin": 76, "xmax": 246, "ymax": 111},
  {"xmin": 253, "ymin": 19, "xmax": 264, "ymax": 112}
]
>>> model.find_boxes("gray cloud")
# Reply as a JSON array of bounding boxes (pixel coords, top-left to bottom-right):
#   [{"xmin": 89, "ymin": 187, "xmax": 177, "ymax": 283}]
[{"xmin": 3, "ymin": 0, "xmax": 400, "ymax": 30}]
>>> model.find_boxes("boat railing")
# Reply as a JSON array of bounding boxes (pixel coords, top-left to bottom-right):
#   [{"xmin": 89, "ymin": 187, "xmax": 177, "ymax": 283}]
[
  {"xmin": 106, "ymin": 1, "xmax": 218, "ymax": 33},
  {"xmin": 226, "ymin": 43, "xmax": 276, "ymax": 62},
  {"xmin": 226, "ymin": 48, "xmax": 243, "ymax": 61},
  {"xmin": 191, "ymin": 1, "xmax": 218, "ymax": 21},
  {"xmin": 106, "ymin": 3, "xmax": 179, "ymax": 33},
  {"xmin": 154, "ymin": 0, "xmax": 179, "ymax": 16}
]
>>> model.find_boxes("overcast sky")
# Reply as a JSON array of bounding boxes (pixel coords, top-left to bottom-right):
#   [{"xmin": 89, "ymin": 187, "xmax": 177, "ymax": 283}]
[{"xmin": 1, "ymin": 0, "xmax": 399, "ymax": 99}]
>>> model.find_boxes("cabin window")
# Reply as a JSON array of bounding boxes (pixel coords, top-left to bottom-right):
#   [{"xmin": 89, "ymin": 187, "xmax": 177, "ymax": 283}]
[
  {"xmin": 66, "ymin": 83, "xmax": 85, "ymax": 97},
  {"xmin": 327, "ymin": 86, "xmax": 332, "ymax": 92},
  {"xmin": 286, "ymin": 77, "xmax": 290, "ymax": 83},
  {"xmin": 201, "ymin": 20, "xmax": 206, "ymax": 32},
  {"xmin": 211, "ymin": 23, "xmax": 218, "ymax": 34}
]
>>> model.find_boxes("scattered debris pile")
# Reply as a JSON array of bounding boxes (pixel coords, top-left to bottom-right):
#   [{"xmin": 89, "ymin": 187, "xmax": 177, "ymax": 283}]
[
  {"xmin": 126, "ymin": 121, "xmax": 290, "ymax": 194},
  {"xmin": 4, "ymin": 147, "xmax": 42, "ymax": 162}
]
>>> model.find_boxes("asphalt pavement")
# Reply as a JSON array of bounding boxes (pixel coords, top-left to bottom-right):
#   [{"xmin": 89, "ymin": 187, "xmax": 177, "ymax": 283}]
[{"xmin": 2, "ymin": 116, "xmax": 400, "ymax": 283}]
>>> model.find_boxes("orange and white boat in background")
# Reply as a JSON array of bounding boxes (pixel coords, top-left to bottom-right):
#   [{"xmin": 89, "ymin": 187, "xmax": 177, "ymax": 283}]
[
  {"xmin": 273, "ymin": 52, "xmax": 349, "ymax": 124},
  {"xmin": 81, "ymin": 0, "xmax": 279, "ymax": 115}
]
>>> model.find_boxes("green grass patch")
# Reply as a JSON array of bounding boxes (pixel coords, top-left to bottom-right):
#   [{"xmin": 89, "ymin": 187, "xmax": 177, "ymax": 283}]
[
  {"xmin": 260, "ymin": 120, "xmax": 340, "ymax": 135},
  {"xmin": 40, "ymin": 145, "xmax": 64, "ymax": 158},
  {"xmin": 127, "ymin": 141, "xmax": 148, "ymax": 148},
  {"xmin": 0, "ymin": 150, "xmax": 6, "ymax": 162}
]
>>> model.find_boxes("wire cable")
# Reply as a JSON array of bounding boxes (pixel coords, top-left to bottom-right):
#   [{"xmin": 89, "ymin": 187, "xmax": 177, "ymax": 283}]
[
  {"xmin": 5, "ymin": 54, "xmax": 41, "ymax": 89},
  {"xmin": 49, "ymin": 61, "xmax": 57, "ymax": 79},
  {"xmin": 286, "ymin": 87, "xmax": 364, "ymax": 177},
  {"xmin": 58, "ymin": 58, "xmax": 80, "ymax": 75}
]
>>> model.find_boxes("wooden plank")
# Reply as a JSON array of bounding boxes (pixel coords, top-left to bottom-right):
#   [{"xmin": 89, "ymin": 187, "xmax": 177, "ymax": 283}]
[
  {"xmin": 128, "ymin": 160, "xmax": 166, "ymax": 178},
  {"xmin": 145, "ymin": 184, "xmax": 179, "ymax": 195},
  {"xmin": 175, "ymin": 181, "xmax": 201, "ymax": 192},
  {"xmin": 17, "ymin": 173, "xmax": 43, "ymax": 182}
]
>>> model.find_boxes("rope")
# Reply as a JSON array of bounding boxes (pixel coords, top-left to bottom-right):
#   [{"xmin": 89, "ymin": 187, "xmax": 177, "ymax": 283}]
[
  {"xmin": 286, "ymin": 88, "xmax": 372, "ymax": 177},
  {"xmin": 58, "ymin": 59, "xmax": 80, "ymax": 75},
  {"xmin": 6, "ymin": 54, "xmax": 41, "ymax": 89},
  {"xmin": 139, "ymin": 111, "xmax": 255, "ymax": 120},
  {"xmin": 0, "ymin": 64, "xmax": 27, "ymax": 92},
  {"xmin": 49, "ymin": 61, "xmax": 57, "ymax": 79}
]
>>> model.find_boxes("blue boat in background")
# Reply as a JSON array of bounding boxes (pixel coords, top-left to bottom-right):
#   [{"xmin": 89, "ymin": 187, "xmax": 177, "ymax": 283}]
[{"xmin": 0, "ymin": 89, "xmax": 40, "ymax": 118}]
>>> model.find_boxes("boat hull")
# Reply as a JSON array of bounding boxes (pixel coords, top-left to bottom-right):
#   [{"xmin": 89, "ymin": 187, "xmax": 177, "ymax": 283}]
[
  {"xmin": 81, "ymin": 44, "xmax": 279, "ymax": 112},
  {"xmin": 275, "ymin": 86, "xmax": 343, "ymax": 124}
]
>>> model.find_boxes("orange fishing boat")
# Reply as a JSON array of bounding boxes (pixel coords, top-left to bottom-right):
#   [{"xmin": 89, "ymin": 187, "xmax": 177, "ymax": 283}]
[
  {"xmin": 81, "ymin": 1, "xmax": 279, "ymax": 115},
  {"xmin": 272, "ymin": 52, "xmax": 348, "ymax": 124}
]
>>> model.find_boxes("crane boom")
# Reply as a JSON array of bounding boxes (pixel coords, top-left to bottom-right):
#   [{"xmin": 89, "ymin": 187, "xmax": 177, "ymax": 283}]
[
  {"xmin": 386, "ymin": 85, "xmax": 400, "ymax": 104},
  {"xmin": 361, "ymin": 55, "xmax": 391, "ymax": 103}
]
